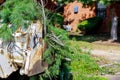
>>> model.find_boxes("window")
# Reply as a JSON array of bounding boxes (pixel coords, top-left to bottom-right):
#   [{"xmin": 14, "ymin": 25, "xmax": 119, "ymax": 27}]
[
  {"xmin": 74, "ymin": 6, "xmax": 79, "ymax": 14},
  {"xmin": 97, "ymin": 2, "xmax": 106, "ymax": 18}
]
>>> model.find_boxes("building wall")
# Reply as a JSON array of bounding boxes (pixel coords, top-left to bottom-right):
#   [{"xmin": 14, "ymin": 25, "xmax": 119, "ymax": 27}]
[
  {"xmin": 98, "ymin": 2, "xmax": 120, "ymax": 34},
  {"xmin": 63, "ymin": 1, "xmax": 96, "ymax": 32},
  {"xmin": 63, "ymin": 1, "xmax": 120, "ymax": 34}
]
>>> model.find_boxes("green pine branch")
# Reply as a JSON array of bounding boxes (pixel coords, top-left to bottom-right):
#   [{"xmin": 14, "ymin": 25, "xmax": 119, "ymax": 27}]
[{"xmin": 0, "ymin": 0, "xmax": 42, "ymax": 41}]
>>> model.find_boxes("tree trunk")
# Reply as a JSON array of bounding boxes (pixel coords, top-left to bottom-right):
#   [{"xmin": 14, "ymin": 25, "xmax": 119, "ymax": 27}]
[{"xmin": 40, "ymin": 0, "xmax": 47, "ymax": 36}]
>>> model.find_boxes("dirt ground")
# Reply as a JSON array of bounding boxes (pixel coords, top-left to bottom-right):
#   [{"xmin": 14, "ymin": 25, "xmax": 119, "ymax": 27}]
[{"xmin": 88, "ymin": 36, "xmax": 120, "ymax": 80}]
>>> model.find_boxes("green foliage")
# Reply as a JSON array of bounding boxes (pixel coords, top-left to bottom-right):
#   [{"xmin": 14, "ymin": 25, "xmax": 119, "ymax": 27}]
[
  {"xmin": 78, "ymin": 17, "xmax": 102, "ymax": 30},
  {"xmin": 47, "ymin": 12, "xmax": 64, "ymax": 27},
  {"xmin": 0, "ymin": 1, "xmax": 110, "ymax": 80},
  {"xmin": 67, "ymin": 40, "xmax": 108, "ymax": 80},
  {"xmin": 69, "ymin": 44, "xmax": 107, "ymax": 80},
  {"xmin": 72, "ymin": 74, "xmax": 107, "ymax": 80},
  {"xmin": 0, "ymin": 24, "xmax": 13, "ymax": 41},
  {"xmin": 55, "ymin": 0, "xmax": 93, "ymax": 5},
  {"xmin": 48, "ymin": 25, "xmax": 68, "ymax": 40},
  {"xmin": 37, "ymin": 25, "xmax": 71, "ymax": 80},
  {"xmin": 37, "ymin": 29, "xmax": 107, "ymax": 80},
  {"xmin": 71, "ymin": 53, "xmax": 100, "ymax": 74},
  {"xmin": 0, "ymin": 0, "xmax": 42, "ymax": 41},
  {"xmin": 56, "ymin": 0, "xmax": 74, "ymax": 4},
  {"xmin": 102, "ymin": 63, "xmax": 120, "ymax": 75},
  {"xmin": 78, "ymin": 17, "xmax": 102, "ymax": 33},
  {"xmin": 55, "ymin": 0, "xmax": 112, "ymax": 5},
  {"xmin": 78, "ymin": 0, "xmax": 94, "ymax": 4}
]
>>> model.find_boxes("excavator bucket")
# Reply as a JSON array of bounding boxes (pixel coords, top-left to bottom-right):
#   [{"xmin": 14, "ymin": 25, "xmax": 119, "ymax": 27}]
[
  {"xmin": 0, "ymin": 20, "xmax": 48, "ymax": 78},
  {"xmin": 19, "ymin": 44, "xmax": 48, "ymax": 76},
  {"xmin": 0, "ymin": 53, "xmax": 17, "ymax": 78},
  {"xmin": 27, "ymin": 46, "xmax": 48, "ymax": 76}
]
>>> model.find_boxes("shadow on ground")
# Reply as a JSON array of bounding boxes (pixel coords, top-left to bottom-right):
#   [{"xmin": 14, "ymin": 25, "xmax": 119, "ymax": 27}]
[{"xmin": 69, "ymin": 33, "xmax": 120, "ymax": 45}]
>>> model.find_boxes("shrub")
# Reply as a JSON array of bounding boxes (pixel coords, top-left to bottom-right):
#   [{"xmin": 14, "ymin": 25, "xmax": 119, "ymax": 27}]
[{"xmin": 78, "ymin": 17, "xmax": 103, "ymax": 34}]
